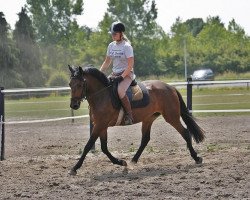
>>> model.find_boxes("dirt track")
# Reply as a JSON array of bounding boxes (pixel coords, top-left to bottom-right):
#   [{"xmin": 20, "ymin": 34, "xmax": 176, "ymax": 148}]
[{"xmin": 0, "ymin": 116, "xmax": 249, "ymax": 199}]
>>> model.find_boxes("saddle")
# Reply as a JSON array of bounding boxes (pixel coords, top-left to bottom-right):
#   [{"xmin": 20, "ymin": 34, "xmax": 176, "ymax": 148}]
[{"xmin": 109, "ymin": 80, "xmax": 150, "ymax": 110}]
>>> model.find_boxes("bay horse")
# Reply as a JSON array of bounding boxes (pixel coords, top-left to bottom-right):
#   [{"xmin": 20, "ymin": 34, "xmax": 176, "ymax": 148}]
[{"xmin": 68, "ymin": 65, "xmax": 205, "ymax": 175}]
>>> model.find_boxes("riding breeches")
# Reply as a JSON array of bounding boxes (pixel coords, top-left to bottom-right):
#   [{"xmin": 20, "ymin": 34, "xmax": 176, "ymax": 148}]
[{"xmin": 118, "ymin": 76, "xmax": 132, "ymax": 99}]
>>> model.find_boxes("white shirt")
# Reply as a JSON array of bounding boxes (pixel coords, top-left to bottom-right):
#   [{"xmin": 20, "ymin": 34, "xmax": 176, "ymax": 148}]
[{"xmin": 107, "ymin": 40, "xmax": 134, "ymax": 74}]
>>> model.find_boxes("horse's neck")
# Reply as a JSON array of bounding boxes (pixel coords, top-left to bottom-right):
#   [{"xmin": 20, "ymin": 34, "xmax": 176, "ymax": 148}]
[{"xmin": 86, "ymin": 76, "xmax": 109, "ymax": 101}]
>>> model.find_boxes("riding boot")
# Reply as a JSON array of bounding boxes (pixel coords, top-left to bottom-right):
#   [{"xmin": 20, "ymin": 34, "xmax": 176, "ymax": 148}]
[{"xmin": 120, "ymin": 95, "xmax": 134, "ymax": 125}]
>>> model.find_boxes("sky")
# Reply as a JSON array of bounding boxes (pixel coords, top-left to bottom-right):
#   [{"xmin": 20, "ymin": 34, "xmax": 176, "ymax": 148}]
[{"xmin": 0, "ymin": 0, "xmax": 250, "ymax": 35}]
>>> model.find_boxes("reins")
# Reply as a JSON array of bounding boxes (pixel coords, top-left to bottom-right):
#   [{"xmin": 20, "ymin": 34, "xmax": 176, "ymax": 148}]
[
  {"xmin": 71, "ymin": 76, "xmax": 112, "ymax": 102},
  {"xmin": 87, "ymin": 84, "xmax": 112, "ymax": 100}
]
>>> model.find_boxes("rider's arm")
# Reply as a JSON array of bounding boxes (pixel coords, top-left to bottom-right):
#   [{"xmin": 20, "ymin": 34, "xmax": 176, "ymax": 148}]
[
  {"xmin": 100, "ymin": 56, "xmax": 112, "ymax": 72},
  {"xmin": 121, "ymin": 57, "xmax": 134, "ymax": 78}
]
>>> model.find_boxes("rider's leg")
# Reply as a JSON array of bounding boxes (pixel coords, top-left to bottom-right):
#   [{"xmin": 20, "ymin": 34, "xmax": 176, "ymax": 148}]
[
  {"xmin": 120, "ymin": 95, "xmax": 134, "ymax": 125},
  {"xmin": 118, "ymin": 76, "xmax": 134, "ymax": 125}
]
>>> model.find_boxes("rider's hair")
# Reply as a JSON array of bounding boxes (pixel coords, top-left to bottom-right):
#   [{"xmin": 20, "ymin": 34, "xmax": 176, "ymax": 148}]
[{"xmin": 121, "ymin": 33, "xmax": 131, "ymax": 44}]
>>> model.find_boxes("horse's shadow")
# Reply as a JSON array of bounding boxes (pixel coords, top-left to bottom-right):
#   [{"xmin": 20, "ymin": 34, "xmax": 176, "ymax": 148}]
[{"xmin": 91, "ymin": 163, "xmax": 204, "ymax": 182}]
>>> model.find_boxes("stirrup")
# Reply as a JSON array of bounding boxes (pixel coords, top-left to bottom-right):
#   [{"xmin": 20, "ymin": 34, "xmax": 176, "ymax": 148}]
[{"xmin": 124, "ymin": 114, "xmax": 133, "ymax": 125}]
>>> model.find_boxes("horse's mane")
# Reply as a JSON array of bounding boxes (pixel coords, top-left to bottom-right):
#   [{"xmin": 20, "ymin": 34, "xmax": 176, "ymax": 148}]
[{"xmin": 83, "ymin": 65, "xmax": 110, "ymax": 86}]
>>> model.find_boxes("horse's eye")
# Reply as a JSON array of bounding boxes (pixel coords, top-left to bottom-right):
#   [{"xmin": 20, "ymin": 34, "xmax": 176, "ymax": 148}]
[
  {"xmin": 69, "ymin": 83, "xmax": 72, "ymax": 87},
  {"xmin": 77, "ymin": 84, "xmax": 82, "ymax": 88}
]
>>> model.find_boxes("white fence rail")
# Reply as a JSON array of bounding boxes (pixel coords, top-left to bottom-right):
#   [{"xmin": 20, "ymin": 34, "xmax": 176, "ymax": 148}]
[
  {"xmin": 1, "ymin": 80, "xmax": 250, "ymax": 160},
  {"xmin": 1, "ymin": 79, "xmax": 249, "ymax": 125},
  {"xmin": 1, "ymin": 79, "xmax": 250, "ymax": 123}
]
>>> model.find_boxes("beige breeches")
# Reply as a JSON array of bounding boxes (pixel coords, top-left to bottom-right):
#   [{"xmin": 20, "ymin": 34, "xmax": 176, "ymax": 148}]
[{"xmin": 118, "ymin": 76, "xmax": 132, "ymax": 99}]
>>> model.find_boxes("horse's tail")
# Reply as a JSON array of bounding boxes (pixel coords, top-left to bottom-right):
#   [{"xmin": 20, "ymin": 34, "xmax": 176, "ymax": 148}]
[{"xmin": 176, "ymin": 89, "xmax": 205, "ymax": 143}]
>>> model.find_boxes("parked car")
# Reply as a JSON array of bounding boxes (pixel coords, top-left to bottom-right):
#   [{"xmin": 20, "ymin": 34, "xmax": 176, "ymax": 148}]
[{"xmin": 191, "ymin": 68, "xmax": 214, "ymax": 81}]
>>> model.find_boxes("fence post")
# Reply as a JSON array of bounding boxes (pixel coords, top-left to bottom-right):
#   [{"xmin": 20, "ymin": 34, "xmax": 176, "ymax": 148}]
[
  {"xmin": 186, "ymin": 77, "xmax": 193, "ymax": 114},
  {"xmin": 0, "ymin": 87, "xmax": 5, "ymax": 161},
  {"xmin": 71, "ymin": 109, "xmax": 74, "ymax": 123}
]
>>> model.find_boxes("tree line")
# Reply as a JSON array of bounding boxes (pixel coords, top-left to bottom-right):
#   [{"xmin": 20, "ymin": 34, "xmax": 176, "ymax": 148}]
[{"xmin": 1, "ymin": 0, "xmax": 250, "ymax": 88}]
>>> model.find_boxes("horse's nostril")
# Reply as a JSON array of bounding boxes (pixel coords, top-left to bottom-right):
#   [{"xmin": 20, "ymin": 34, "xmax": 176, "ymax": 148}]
[
  {"xmin": 70, "ymin": 100, "xmax": 80, "ymax": 110},
  {"xmin": 73, "ymin": 104, "xmax": 79, "ymax": 110}
]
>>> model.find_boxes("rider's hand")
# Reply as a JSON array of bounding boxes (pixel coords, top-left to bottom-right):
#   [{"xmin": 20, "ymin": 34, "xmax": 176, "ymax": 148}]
[{"xmin": 110, "ymin": 76, "xmax": 124, "ymax": 83}]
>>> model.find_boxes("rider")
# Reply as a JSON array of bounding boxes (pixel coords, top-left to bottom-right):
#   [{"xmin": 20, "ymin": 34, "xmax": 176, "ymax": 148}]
[{"xmin": 100, "ymin": 22, "xmax": 135, "ymax": 125}]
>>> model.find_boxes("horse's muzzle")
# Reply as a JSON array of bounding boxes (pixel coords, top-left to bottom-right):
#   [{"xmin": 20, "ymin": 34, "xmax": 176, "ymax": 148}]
[{"xmin": 70, "ymin": 99, "xmax": 81, "ymax": 110}]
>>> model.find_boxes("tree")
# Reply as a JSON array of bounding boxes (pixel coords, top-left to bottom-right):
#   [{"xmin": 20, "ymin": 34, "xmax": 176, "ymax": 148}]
[
  {"xmin": 26, "ymin": 0, "xmax": 84, "ymax": 69},
  {"xmin": 184, "ymin": 18, "xmax": 204, "ymax": 37},
  {"xmin": 13, "ymin": 7, "xmax": 44, "ymax": 87},
  {"xmin": 228, "ymin": 19, "xmax": 245, "ymax": 36},
  {"xmin": 206, "ymin": 16, "xmax": 225, "ymax": 27},
  {"xmin": 0, "ymin": 12, "xmax": 22, "ymax": 88},
  {"xmin": 27, "ymin": 0, "xmax": 83, "ymax": 45},
  {"xmin": 168, "ymin": 17, "xmax": 191, "ymax": 76},
  {"xmin": 99, "ymin": 0, "xmax": 165, "ymax": 76},
  {"xmin": 191, "ymin": 17, "xmax": 250, "ymax": 74},
  {"xmin": 225, "ymin": 20, "xmax": 250, "ymax": 72},
  {"xmin": 81, "ymin": 13, "xmax": 113, "ymax": 66},
  {"xmin": 107, "ymin": 0, "xmax": 159, "ymax": 41}
]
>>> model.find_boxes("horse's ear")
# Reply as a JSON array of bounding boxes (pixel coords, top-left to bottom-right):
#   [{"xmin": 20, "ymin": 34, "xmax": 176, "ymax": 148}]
[
  {"xmin": 68, "ymin": 65, "xmax": 74, "ymax": 74},
  {"xmin": 79, "ymin": 66, "xmax": 84, "ymax": 75}
]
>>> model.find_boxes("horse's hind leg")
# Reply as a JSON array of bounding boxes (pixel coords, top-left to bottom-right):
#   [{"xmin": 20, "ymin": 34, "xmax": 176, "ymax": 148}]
[
  {"xmin": 164, "ymin": 114, "xmax": 202, "ymax": 164},
  {"xmin": 100, "ymin": 130, "xmax": 127, "ymax": 166},
  {"xmin": 132, "ymin": 114, "xmax": 158, "ymax": 163},
  {"xmin": 181, "ymin": 128, "xmax": 202, "ymax": 164}
]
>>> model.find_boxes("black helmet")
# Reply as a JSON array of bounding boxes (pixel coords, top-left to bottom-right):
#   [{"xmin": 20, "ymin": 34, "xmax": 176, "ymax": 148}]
[{"xmin": 109, "ymin": 22, "xmax": 125, "ymax": 34}]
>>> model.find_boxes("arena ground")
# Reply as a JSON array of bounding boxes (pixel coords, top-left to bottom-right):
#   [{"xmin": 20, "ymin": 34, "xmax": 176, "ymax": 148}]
[{"xmin": 0, "ymin": 115, "xmax": 249, "ymax": 199}]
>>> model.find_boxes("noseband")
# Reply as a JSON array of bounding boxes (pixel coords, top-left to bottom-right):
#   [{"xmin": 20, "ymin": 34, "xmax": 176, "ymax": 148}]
[{"xmin": 70, "ymin": 77, "xmax": 88, "ymax": 102}]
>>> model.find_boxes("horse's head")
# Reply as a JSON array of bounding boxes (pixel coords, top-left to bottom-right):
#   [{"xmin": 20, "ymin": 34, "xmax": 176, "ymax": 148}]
[{"xmin": 68, "ymin": 65, "xmax": 86, "ymax": 110}]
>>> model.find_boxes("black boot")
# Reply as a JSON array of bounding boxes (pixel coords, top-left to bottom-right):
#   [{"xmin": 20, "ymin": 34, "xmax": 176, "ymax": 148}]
[{"xmin": 120, "ymin": 95, "xmax": 134, "ymax": 125}]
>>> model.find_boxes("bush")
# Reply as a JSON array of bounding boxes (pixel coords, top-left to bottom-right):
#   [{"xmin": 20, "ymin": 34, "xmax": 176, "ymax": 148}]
[{"xmin": 47, "ymin": 71, "xmax": 69, "ymax": 86}]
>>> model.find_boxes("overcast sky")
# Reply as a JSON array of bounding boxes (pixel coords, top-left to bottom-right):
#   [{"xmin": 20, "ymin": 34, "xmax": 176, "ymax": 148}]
[{"xmin": 1, "ymin": 0, "xmax": 249, "ymax": 35}]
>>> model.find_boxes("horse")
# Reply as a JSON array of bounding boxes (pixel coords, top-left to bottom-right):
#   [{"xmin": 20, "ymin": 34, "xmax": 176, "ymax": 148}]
[{"xmin": 68, "ymin": 65, "xmax": 205, "ymax": 176}]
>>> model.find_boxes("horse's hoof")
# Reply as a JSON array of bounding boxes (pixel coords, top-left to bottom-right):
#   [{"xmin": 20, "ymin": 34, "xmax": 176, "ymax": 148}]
[
  {"xmin": 123, "ymin": 167, "xmax": 129, "ymax": 174},
  {"xmin": 127, "ymin": 163, "xmax": 135, "ymax": 170},
  {"xmin": 195, "ymin": 157, "xmax": 203, "ymax": 164},
  {"xmin": 130, "ymin": 160, "xmax": 137, "ymax": 165},
  {"xmin": 68, "ymin": 169, "xmax": 77, "ymax": 176},
  {"xmin": 122, "ymin": 160, "xmax": 127, "ymax": 166}
]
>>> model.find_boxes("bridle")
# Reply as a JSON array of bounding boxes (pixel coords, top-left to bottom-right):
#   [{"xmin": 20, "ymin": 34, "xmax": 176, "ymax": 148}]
[
  {"xmin": 70, "ymin": 77, "xmax": 88, "ymax": 102},
  {"xmin": 70, "ymin": 76, "xmax": 112, "ymax": 102}
]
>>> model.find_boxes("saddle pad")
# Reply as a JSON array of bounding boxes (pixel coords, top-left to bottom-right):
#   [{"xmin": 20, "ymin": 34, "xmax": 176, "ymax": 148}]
[
  {"xmin": 131, "ymin": 85, "xmax": 143, "ymax": 101},
  {"xmin": 109, "ymin": 82, "xmax": 150, "ymax": 109},
  {"xmin": 130, "ymin": 82, "xmax": 150, "ymax": 108}
]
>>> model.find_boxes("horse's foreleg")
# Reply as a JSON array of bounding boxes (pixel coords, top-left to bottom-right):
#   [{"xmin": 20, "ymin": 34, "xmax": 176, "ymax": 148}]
[
  {"xmin": 100, "ymin": 131, "xmax": 127, "ymax": 166},
  {"xmin": 131, "ymin": 119, "xmax": 154, "ymax": 163},
  {"xmin": 69, "ymin": 129, "xmax": 99, "ymax": 176}
]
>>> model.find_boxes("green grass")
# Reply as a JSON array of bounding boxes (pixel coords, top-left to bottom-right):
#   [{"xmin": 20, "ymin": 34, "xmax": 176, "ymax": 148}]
[
  {"xmin": 206, "ymin": 143, "xmax": 227, "ymax": 152},
  {"xmin": 215, "ymin": 71, "xmax": 250, "ymax": 80},
  {"xmin": 4, "ymin": 86, "xmax": 250, "ymax": 121},
  {"xmin": 139, "ymin": 74, "xmax": 184, "ymax": 83},
  {"xmin": 139, "ymin": 71, "xmax": 250, "ymax": 82},
  {"xmin": 182, "ymin": 87, "xmax": 250, "ymax": 116},
  {"xmin": 5, "ymin": 95, "xmax": 89, "ymax": 120}
]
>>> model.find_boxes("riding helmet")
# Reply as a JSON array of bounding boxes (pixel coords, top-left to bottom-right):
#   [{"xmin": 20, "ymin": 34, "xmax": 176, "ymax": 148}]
[{"xmin": 109, "ymin": 22, "xmax": 125, "ymax": 34}]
